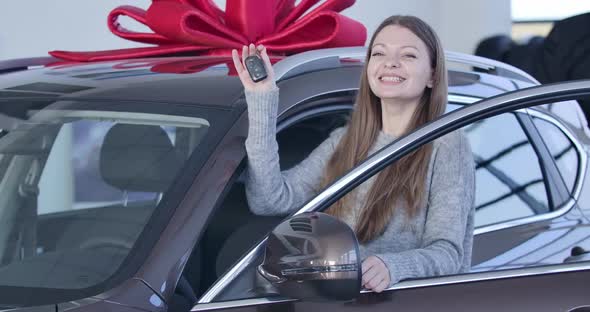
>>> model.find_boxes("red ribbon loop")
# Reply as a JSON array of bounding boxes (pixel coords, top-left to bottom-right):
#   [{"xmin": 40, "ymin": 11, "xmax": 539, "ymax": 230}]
[
  {"xmin": 180, "ymin": 0, "xmax": 225, "ymax": 22},
  {"xmin": 108, "ymin": 6, "xmax": 175, "ymax": 45},
  {"xmin": 225, "ymin": 0, "xmax": 276, "ymax": 41},
  {"xmin": 261, "ymin": 11, "xmax": 365, "ymax": 54},
  {"xmin": 49, "ymin": 0, "xmax": 366, "ymax": 62},
  {"xmin": 146, "ymin": 1, "xmax": 247, "ymax": 47}
]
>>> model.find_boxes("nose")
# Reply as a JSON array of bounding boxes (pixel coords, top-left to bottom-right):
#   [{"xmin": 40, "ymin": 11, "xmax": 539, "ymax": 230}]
[{"xmin": 384, "ymin": 57, "xmax": 400, "ymax": 68}]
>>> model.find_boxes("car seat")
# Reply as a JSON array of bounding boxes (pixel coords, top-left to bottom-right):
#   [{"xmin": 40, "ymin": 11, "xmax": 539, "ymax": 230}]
[{"xmin": 55, "ymin": 123, "xmax": 190, "ymax": 289}]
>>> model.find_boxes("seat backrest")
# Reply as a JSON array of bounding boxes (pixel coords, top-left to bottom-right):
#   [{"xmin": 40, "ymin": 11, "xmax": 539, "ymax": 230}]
[
  {"xmin": 56, "ymin": 124, "xmax": 185, "ymax": 252},
  {"xmin": 100, "ymin": 123, "xmax": 184, "ymax": 193}
]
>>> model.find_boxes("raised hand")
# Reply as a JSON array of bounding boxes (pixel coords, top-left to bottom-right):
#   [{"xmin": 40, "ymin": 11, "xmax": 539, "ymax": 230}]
[{"xmin": 232, "ymin": 43, "xmax": 276, "ymax": 92}]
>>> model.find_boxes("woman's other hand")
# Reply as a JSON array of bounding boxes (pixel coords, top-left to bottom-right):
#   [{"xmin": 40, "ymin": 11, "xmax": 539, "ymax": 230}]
[
  {"xmin": 361, "ymin": 256, "xmax": 391, "ymax": 293},
  {"xmin": 231, "ymin": 43, "xmax": 276, "ymax": 92}
]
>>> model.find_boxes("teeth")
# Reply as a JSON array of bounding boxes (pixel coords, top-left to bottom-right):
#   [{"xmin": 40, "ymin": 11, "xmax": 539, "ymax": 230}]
[{"xmin": 380, "ymin": 76, "xmax": 405, "ymax": 82}]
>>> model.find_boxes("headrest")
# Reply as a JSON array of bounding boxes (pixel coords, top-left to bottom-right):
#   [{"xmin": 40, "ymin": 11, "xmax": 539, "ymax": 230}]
[{"xmin": 99, "ymin": 124, "xmax": 184, "ymax": 193}]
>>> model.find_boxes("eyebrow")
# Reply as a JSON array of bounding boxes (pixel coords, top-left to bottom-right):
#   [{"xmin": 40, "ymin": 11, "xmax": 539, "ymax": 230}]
[
  {"xmin": 401, "ymin": 45, "xmax": 419, "ymax": 50},
  {"xmin": 371, "ymin": 43, "xmax": 420, "ymax": 51}
]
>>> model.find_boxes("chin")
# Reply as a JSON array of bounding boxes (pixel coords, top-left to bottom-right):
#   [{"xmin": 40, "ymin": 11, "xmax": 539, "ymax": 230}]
[{"xmin": 376, "ymin": 92, "xmax": 403, "ymax": 100}]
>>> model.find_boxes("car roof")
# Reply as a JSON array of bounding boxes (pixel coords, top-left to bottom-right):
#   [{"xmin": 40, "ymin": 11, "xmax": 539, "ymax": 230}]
[
  {"xmin": 0, "ymin": 56, "xmax": 246, "ymax": 107},
  {"xmin": 0, "ymin": 48, "xmax": 537, "ymax": 107}
]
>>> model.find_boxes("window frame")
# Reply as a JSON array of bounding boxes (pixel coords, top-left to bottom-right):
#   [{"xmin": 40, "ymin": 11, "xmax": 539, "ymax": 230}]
[
  {"xmin": 459, "ymin": 107, "xmax": 564, "ymax": 228},
  {"xmin": 473, "ymin": 108, "xmax": 584, "ymax": 236},
  {"xmin": 528, "ymin": 108, "xmax": 586, "ymax": 199},
  {"xmin": 469, "ymin": 110, "xmax": 553, "ymax": 215}
]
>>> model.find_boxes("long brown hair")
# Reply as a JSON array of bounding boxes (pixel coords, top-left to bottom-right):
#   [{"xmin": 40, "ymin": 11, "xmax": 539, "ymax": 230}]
[{"xmin": 322, "ymin": 15, "xmax": 448, "ymax": 243}]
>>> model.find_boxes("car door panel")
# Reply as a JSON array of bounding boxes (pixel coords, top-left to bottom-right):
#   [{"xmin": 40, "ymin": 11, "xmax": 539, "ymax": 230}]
[
  {"xmin": 286, "ymin": 268, "xmax": 590, "ymax": 312},
  {"xmin": 472, "ymin": 220, "xmax": 552, "ymax": 266},
  {"xmin": 196, "ymin": 81, "xmax": 590, "ymax": 311},
  {"xmin": 472, "ymin": 215, "xmax": 589, "ymax": 271}
]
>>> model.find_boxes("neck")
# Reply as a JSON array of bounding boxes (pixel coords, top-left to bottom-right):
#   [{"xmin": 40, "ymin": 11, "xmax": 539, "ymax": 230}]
[{"xmin": 380, "ymin": 98, "xmax": 420, "ymax": 137}]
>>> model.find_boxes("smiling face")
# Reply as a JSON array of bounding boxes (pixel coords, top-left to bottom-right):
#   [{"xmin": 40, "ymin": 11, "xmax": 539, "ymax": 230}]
[{"xmin": 367, "ymin": 25, "xmax": 434, "ymax": 105}]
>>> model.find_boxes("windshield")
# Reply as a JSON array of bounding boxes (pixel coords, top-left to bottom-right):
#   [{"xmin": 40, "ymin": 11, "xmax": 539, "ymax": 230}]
[{"xmin": 0, "ymin": 99, "xmax": 232, "ymax": 306}]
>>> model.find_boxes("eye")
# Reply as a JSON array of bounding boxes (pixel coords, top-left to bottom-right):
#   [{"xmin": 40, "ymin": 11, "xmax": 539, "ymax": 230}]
[
  {"xmin": 371, "ymin": 51, "xmax": 384, "ymax": 57},
  {"xmin": 403, "ymin": 54, "xmax": 417, "ymax": 59}
]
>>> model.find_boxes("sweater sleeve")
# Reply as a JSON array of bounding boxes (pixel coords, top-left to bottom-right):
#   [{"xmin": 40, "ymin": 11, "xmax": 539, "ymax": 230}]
[
  {"xmin": 244, "ymin": 87, "xmax": 346, "ymax": 216},
  {"xmin": 375, "ymin": 131, "xmax": 476, "ymax": 286}
]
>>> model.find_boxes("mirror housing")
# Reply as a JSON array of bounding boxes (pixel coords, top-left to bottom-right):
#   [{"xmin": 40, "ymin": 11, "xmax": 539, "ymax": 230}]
[{"xmin": 257, "ymin": 212, "xmax": 361, "ymax": 301}]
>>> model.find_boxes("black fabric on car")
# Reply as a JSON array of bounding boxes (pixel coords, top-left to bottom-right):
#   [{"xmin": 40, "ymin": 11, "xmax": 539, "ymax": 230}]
[
  {"xmin": 99, "ymin": 124, "xmax": 184, "ymax": 193},
  {"xmin": 475, "ymin": 13, "xmax": 590, "ymax": 123},
  {"xmin": 474, "ymin": 35, "xmax": 513, "ymax": 65},
  {"xmin": 534, "ymin": 13, "xmax": 590, "ymax": 84}
]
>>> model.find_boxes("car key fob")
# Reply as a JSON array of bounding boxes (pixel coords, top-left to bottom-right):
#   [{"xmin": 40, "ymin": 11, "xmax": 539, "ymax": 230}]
[{"xmin": 245, "ymin": 55, "xmax": 268, "ymax": 82}]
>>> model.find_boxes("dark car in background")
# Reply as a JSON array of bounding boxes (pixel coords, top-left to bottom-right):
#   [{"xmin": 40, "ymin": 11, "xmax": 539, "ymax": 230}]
[{"xmin": 0, "ymin": 47, "xmax": 590, "ymax": 311}]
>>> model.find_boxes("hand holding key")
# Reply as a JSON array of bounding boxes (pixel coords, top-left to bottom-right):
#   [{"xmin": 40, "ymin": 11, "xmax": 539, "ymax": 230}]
[
  {"xmin": 232, "ymin": 44, "xmax": 276, "ymax": 92},
  {"xmin": 245, "ymin": 55, "xmax": 268, "ymax": 82}
]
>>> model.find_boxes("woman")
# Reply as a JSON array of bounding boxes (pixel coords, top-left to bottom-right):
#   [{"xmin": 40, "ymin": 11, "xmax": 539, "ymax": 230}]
[{"xmin": 231, "ymin": 15, "xmax": 475, "ymax": 293}]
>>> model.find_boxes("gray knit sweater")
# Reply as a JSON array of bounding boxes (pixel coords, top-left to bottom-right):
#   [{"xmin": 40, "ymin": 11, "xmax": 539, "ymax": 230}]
[{"xmin": 244, "ymin": 86, "xmax": 476, "ymax": 286}]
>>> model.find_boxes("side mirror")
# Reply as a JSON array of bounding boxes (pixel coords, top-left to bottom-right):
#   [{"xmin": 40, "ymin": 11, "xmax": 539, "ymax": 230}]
[{"xmin": 257, "ymin": 212, "xmax": 361, "ymax": 301}]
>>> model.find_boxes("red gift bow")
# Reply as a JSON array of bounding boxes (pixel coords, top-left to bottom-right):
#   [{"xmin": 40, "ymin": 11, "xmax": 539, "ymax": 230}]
[{"xmin": 49, "ymin": 0, "xmax": 367, "ymax": 62}]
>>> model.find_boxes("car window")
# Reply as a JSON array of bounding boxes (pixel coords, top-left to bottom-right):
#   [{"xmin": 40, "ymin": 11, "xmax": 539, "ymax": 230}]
[
  {"xmin": 532, "ymin": 114, "xmax": 580, "ymax": 195},
  {"xmin": 38, "ymin": 121, "xmax": 183, "ymax": 215},
  {"xmin": 0, "ymin": 101, "xmax": 224, "ymax": 306},
  {"xmin": 449, "ymin": 103, "xmax": 551, "ymax": 227},
  {"xmin": 465, "ymin": 113, "xmax": 550, "ymax": 227}
]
